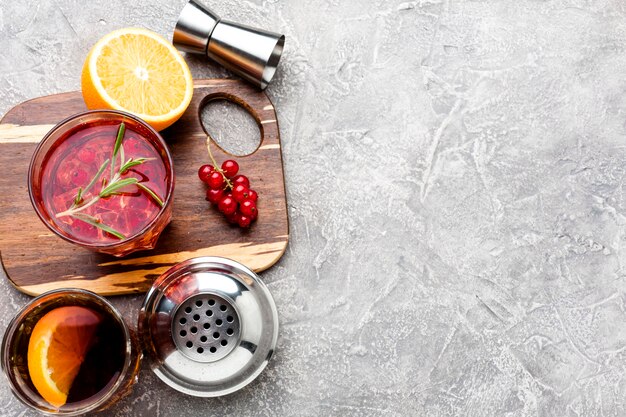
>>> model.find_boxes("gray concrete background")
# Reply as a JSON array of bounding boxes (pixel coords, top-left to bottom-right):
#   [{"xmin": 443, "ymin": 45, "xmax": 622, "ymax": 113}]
[{"xmin": 1, "ymin": 0, "xmax": 626, "ymax": 416}]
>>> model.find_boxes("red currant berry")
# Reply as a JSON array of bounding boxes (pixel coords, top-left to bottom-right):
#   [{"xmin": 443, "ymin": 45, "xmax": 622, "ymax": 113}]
[
  {"xmin": 226, "ymin": 210, "xmax": 241, "ymax": 225},
  {"xmin": 218, "ymin": 195, "xmax": 237, "ymax": 215},
  {"xmin": 232, "ymin": 175, "xmax": 250, "ymax": 188},
  {"xmin": 221, "ymin": 160, "xmax": 239, "ymax": 178},
  {"xmin": 207, "ymin": 171, "xmax": 225, "ymax": 189},
  {"xmin": 206, "ymin": 188, "xmax": 224, "ymax": 204},
  {"xmin": 232, "ymin": 184, "xmax": 250, "ymax": 202},
  {"xmin": 78, "ymin": 148, "xmax": 96, "ymax": 164},
  {"xmin": 198, "ymin": 164, "xmax": 214, "ymax": 183},
  {"xmin": 238, "ymin": 214, "xmax": 252, "ymax": 228},
  {"xmin": 247, "ymin": 189, "xmax": 258, "ymax": 202},
  {"xmin": 128, "ymin": 209, "xmax": 148, "ymax": 229},
  {"xmin": 128, "ymin": 195, "xmax": 149, "ymax": 210},
  {"xmin": 71, "ymin": 169, "xmax": 89, "ymax": 186},
  {"xmin": 240, "ymin": 200, "xmax": 257, "ymax": 217}
]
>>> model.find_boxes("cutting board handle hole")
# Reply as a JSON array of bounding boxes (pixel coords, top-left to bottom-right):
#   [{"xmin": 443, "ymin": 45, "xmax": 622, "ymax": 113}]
[{"xmin": 200, "ymin": 99, "xmax": 261, "ymax": 157}]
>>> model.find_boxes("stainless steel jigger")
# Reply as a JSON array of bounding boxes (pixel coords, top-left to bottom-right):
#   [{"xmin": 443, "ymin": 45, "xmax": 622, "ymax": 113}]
[{"xmin": 173, "ymin": 0, "xmax": 285, "ymax": 89}]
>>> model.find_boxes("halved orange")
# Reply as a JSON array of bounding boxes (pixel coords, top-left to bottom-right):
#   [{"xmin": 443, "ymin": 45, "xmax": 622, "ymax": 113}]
[
  {"xmin": 27, "ymin": 306, "xmax": 102, "ymax": 408},
  {"xmin": 81, "ymin": 28, "xmax": 193, "ymax": 131}
]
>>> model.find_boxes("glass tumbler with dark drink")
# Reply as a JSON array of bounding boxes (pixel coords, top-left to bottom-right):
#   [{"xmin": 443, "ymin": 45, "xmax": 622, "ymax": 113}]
[{"xmin": 1, "ymin": 289, "xmax": 140, "ymax": 415}]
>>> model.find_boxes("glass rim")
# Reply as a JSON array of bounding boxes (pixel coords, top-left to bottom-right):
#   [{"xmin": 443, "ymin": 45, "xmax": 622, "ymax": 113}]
[
  {"xmin": 1, "ymin": 288, "xmax": 136, "ymax": 416},
  {"xmin": 27, "ymin": 109, "xmax": 175, "ymax": 249}
]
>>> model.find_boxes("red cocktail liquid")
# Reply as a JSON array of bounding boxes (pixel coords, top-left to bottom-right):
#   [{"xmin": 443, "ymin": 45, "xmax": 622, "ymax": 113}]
[{"xmin": 40, "ymin": 123, "xmax": 168, "ymax": 244}]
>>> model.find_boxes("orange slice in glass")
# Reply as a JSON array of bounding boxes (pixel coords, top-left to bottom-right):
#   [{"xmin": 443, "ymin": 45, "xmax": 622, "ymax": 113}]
[
  {"xmin": 81, "ymin": 28, "xmax": 193, "ymax": 131},
  {"xmin": 27, "ymin": 306, "xmax": 102, "ymax": 408}
]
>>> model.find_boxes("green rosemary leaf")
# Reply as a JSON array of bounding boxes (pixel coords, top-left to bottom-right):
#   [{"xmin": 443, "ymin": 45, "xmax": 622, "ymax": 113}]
[
  {"xmin": 80, "ymin": 158, "xmax": 110, "ymax": 198},
  {"xmin": 74, "ymin": 187, "xmax": 83, "ymax": 205},
  {"xmin": 100, "ymin": 177, "xmax": 139, "ymax": 197},
  {"xmin": 110, "ymin": 122, "xmax": 126, "ymax": 182},
  {"xmin": 113, "ymin": 122, "xmax": 126, "ymax": 158},
  {"xmin": 72, "ymin": 213, "xmax": 125, "ymax": 240},
  {"xmin": 136, "ymin": 183, "xmax": 164, "ymax": 207},
  {"xmin": 119, "ymin": 157, "xmax": 153, "ymax": 174}
]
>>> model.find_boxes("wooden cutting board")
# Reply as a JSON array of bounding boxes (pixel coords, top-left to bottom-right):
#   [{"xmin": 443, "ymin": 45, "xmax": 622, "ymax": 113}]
[{"xmin": 0, "ymin": 79, "xmax": 288, "ymax": 296}]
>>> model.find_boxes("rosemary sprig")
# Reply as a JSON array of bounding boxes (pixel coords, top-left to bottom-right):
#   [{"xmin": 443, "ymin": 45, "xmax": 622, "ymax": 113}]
[
  {"xmin": 84, "ymin": 158, "xmax": 110, "ymax": 196},
  {"xmin": 72, "ymin": 213, "xmax": 126, "ymax": 240},
  {"xmin": 100, "ymin": 177, "xmax": 140, "ymax": 197},
  {"xmin": 120, "ymin": 142, "xmax": 125, "ymax": 168},
  {"xmin": 110, "ymin": 123, "xmax": 125, "ymax": 183},
  {"xmin": 73, "ymin": 188, "xmax": 83, "ymax": 206},
  {"xmin": 137, "ymin": 183, "xmax": 164, "ymax": 207},
  {"xmin": 120, "ymin": 157, "xmax": 154, "ymax": 175},
  {"xmin": 55, "ymin": 122, "xmax": 165, "ymax": 239}
]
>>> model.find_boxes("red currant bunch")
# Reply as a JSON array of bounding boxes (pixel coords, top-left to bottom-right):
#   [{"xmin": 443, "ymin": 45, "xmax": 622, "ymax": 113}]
[{"xmin": 198, "ymin": 159, "xmax": 258, "ymax": 228}]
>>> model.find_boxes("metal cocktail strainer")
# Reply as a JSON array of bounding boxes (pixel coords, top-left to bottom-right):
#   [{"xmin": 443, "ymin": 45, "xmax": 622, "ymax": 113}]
[{"xmin": 139, "ymin": 257, "xmax": 278, "ymax": 396}]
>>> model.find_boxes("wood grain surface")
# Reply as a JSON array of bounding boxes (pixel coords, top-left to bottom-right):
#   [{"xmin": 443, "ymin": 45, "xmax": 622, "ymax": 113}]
[{"xmin": 0, "ymin": 79, "xmax": 288, "ymax": 296}]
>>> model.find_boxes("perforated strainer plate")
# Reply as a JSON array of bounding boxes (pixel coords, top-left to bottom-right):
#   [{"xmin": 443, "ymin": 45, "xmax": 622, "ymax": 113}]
[
  {"xmin": 173, "ymin": 293, "xmax": 241, "ymax": 362},
  {"xmin": 139, "ymin": 257, "xmax": 278, "ymax": 397}
]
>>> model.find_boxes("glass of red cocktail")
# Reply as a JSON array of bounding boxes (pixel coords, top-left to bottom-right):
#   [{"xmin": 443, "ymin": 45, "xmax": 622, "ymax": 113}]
[{"xmin": 28, "ymin": 110, "xmax": 175, "ymax": 257}]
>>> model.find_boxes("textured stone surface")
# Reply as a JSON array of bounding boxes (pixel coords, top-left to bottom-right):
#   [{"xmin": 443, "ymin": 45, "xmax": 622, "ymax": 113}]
[{"xmin": 2, "ymin": 0, "xmax": 626, "ymax": 416}]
